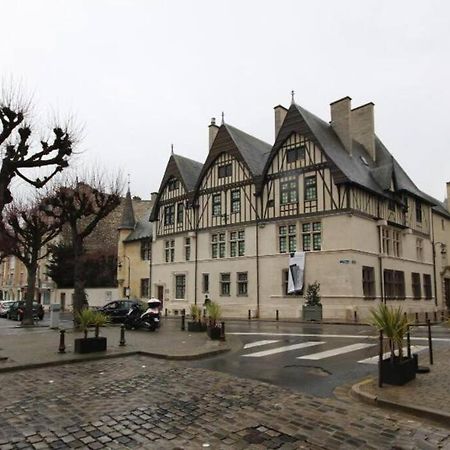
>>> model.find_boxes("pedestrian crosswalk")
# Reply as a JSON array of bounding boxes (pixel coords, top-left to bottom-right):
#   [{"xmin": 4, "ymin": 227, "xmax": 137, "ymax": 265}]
[{"xmin": 240, "ymin": 339, "xmax": 427, "ymax": 364}]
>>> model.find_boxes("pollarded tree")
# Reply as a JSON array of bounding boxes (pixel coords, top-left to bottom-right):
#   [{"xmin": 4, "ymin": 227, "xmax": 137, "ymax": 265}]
[
  {"xmin": 0, "ymin": 86, "xmax": 74, "ymax": 215},
  {"xmin": 42, "ymin": 173, "xmax": 122, "ymax": 315},
  {"xmin": 1, "ymin": 198, "xmax": 63, "ymax": 325}
]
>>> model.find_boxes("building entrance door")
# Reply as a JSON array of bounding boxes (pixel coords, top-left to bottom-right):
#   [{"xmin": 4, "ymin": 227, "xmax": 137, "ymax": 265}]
[
  {"xmin": 60, "ymin": 293, "xmax": 66, "ymax": 311},
  {"xmin": 445, "ymin": 278, "xmax": 450, "ymax": 309}
]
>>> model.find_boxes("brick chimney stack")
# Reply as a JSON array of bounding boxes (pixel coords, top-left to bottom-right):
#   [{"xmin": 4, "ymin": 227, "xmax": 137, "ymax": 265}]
[
  {"xmin": 274, "ymin": 105, "xmax": 288, "ymax": 138},
  {"xmin": 209, "ymin": 117, "xmax": 219, "ymax": 149},
  {"xmin": 351, "ymin": 102, "xmax": 376, "ymax": 162},
  {"xmin": 330, "ymin": 97, "xmax": 352, "ymax": 155}
]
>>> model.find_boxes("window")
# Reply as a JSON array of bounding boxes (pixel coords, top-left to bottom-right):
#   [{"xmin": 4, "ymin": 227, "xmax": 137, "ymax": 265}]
[
  {"xmin": 416, "ymin": 238, "xmax": 423, "ymax": 261},
  {"xmin": 218, "ymin": 163, "xmax": 232, "ymax": 178},
  {"xmin": 411, "ymin": 273, "xmax": 421, "ymax": 299},
  {"xmin": 416, "ymin": 200, "xmax": 422, "ymax": 223},
  {"xmin": 212, "ymin": 194, "xmax": 222, "ymax": 216},
  {"xmin": 304, "ymin": 176, "xmax": 317, "ymax": 201},
  {"xmin": 231, "ymin": 190, "xmax": 241, "ymax": 213},
  {"xmin": 140, "ymin": 278, "xmax": 150, "ymax": 298},
  {"xmin": 392, "ymin": 231, "xmax": 401, "ymax": 257},
  {"xmin": 280, "ymin": 180, "xmax": 298, "ymax": 205},
  {"xmin": 384, "ymin": 269, "xmax": 405, "ymax": 299},
  {"xmin": 279, "ymin": 225, "xmax": 296, "ymax": 253},
  {"xmin": 140, "ymin": 239, "xmax": 151, "ymax": 260},
  {"xmin": 168, "ymin": 179, "xmax": 178, "ymax": 191},
  {"xmin": 302, "ymin": 222, "xmax": 321, "ymax": 251},
  {"xmin": 184, "ymin": 237, "xmax": 191, "ymax": 261},
  {"xmin": 423, "ymin": 274, "xmax": 432, "ymax": 300},
  {"xmin": 282, "ymin": 269, "xmax": 302, "ymax": 296},
  {"xmin": 220, "ymin": 273, "xmax": 231, "ymax": 296},
  {"xmin": 230, "ymin": 230, "xmax": 245, "ymax": 257},
  {"xmin": 211, "ymin": 232, "xmax": 226, "ymax": 258},
  {"xmin": 165, "ymin": 240, "xmax": 175, "ymax": 263},
  {"xmin": 202, "ymin": 273, "xmax": 209, "ymax": 293},
  {"xmin": 177, "ymin": 202, "xmax": 184, "ymax": 224},
  {"xmin": 237, "ymin": 272, "xmax": 248, "ymax": 296},
  {"xmin": 286, "ymin": 145, "xmax": 306, "ymax": 164},
  {"xmin": 362, "ymin": 266, "xmax": 375, "ymax": 298},
  {"xmin": 382, "ymin": 228, "xmax": 390, "ymax": 255},
  {"xmin": 175, "ymin": 275, "xmax": 186, "ymax": 299},
  {"xmin": 164, "ymin": 205, "xmax": 175, "ymax": 225},
  {"xmin": 388, "ymin": 199, "xmax": 396, "ymax": 212}
]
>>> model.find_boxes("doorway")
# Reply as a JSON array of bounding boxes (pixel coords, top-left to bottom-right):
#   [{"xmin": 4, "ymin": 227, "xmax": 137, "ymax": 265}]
[{"xmin": 445, "ymin": 278, "xmax": 450, "ymax": 309}]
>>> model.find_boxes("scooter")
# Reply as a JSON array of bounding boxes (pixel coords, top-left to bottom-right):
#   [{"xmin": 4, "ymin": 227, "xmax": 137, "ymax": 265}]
[{"xmin": 124, "ymin": 299, "xmax": 161, "ymax": 331}]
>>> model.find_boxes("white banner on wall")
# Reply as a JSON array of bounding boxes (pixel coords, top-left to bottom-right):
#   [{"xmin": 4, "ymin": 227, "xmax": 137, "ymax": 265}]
[{"xmin": 288, "ymin": 252, "xmax": 305, "ymax": 294}]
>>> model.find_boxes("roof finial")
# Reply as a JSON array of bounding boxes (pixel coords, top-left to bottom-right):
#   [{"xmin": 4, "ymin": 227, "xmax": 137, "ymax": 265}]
[
  {"xmin": 127, "ymin": 173, "xmax": 131, "ymax": 191},
  {"xmin": 221, "ymin": 111, "xmax": 225, "ymax": 125},
  {"xmin": 291, "ymin": 90, "xmax": 295, "ymax": 105},
  {"xmin": 171, "ymin": 143, "xmax": 174, "ymax": 155}
]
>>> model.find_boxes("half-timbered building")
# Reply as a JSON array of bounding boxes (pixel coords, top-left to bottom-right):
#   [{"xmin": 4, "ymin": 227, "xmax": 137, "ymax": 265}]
[{"xmin": 121, "ymin": 98, "xmax": 450, "ymax": 320}]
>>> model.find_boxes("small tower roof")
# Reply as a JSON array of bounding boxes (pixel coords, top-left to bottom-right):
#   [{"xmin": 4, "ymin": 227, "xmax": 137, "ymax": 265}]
[{"xmin": 118, "ymin": 189, "xmax": 136, "ymax": 230}]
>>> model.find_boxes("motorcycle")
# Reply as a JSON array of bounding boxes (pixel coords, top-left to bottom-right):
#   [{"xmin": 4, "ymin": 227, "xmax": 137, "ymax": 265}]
[{"xmin": 124, "ymin": 299, "xmax": 161, "ymax": 331}]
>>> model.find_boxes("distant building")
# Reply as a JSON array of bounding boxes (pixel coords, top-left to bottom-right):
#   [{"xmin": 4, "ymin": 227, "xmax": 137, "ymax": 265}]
[{"xmin": 121, "ymin": 97, "xmax": 450, "ymax": 320}]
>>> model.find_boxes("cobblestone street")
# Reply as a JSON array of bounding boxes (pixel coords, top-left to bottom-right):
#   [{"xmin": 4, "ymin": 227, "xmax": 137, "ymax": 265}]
[{"xmin": 0, "ymin": 356, "xmax": 449, "ymax": 449}]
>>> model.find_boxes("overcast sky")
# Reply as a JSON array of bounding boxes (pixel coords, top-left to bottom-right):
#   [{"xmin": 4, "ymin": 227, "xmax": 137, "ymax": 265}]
[{"xmin": 2, "ymin": 0, "xmax": 449, "ymax": 201}]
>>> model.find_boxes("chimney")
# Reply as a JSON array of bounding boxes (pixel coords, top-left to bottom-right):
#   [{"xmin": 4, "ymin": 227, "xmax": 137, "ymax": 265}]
[
  {"xmin": 330, "ymin": 97, "xmax": 352, "ymax": 155},
  {"xmin": 151, "ymin": 191, "xmax": 158, "ymax": 204},
  {"xmin": 208, "ymin": 117, "xmax": 219, "ymax": 149},
  {"xmin": 274, "ymin": 105, "xmax": 288, "ymax": 137},
  {"xmin": 447, "ymin": 182, "xmax": 450, "ymax": 212},
  {"xmin": 351, "ymin": 102, "xmax": 376, "ymax": 162}
]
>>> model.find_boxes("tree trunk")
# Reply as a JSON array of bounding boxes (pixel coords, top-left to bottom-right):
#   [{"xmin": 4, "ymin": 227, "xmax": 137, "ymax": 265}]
[
  {"xmin": 22, "ymin": 264, "xmax": 37, "ymax": 326},
  {"xmin": 72, "ymin": 230, "xmax": 88, "ymax": 317}
]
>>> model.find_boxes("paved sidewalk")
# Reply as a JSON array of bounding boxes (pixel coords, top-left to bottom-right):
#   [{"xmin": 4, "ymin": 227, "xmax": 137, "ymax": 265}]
[
  {"xmin": 352, "ymin": 346, "xmax": 450, "ymax": 424},
  {"xmin": 0, "ymin": 318, "xmax": 232, "ymax": 372}
]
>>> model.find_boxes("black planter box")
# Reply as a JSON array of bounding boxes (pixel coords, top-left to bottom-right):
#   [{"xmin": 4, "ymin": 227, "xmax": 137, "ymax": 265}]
[
  {"xmin": 302, "ymin": 304, "xmax": 323, "ymax": 321},
  {"xmin": 74, "ymin": 337, "xmax": 107, "ymax": 354},
  {"xmin": 381, "ymin": 356, "xmax": 416, "ymax": 385},
  {"xmin": 187, "ymin": 321, "xmax": 207, "ymax": 332},
  {"xmin": 207, "ymin": 326, "xmax": 221, "ymax": 340}
]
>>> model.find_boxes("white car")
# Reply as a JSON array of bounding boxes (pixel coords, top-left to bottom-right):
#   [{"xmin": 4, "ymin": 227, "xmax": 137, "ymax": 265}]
[{"xmin": 0, "ymin": 301, "xmax": 14, "ymax": 318}]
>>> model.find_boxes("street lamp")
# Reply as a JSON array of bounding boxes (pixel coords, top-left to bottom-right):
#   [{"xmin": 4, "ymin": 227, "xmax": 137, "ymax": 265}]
[{"xmin": 118, "ymin": 255, "xmax": 131, "ymax": 299}]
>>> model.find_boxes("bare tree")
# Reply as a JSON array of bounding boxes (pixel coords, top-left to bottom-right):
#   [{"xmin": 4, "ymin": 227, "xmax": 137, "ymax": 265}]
[
  {"xmin": 0, "ymin": 84, "xmax": 74, "ymax": 215},
  {"xmin": 1, "ymin": 197, "xmax": 63, "ymax": 325},
  {"xmin": 43, "ymin": 172, "xmax": 122, "ymax": 315}
]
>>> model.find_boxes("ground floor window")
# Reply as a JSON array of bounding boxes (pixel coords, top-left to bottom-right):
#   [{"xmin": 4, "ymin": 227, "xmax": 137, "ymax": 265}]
[
  {"xmin": 411, "ymin": 272, "xmax": 421, "ymax": 299},
  {"xmin": 282, "ymin": 269, "xmax": 303, "ymax": 296},
  {"xmin": 140, "ymin": 278, "xmax": 150, "ymax": 298},
  {"xmin": 175, "ymin": 275, "xmax": 186, "ymax": 299},
  {"xmin": 202, "ymin": 273, "xmax": 209, "ymax": 293},
  {"xmin": 362, "ymin": 266, "xmax": 375, "ymax": 298},
  {"xmin": 384, "ymin": 269, "xmax": 405, "ymax": 299},
  {"xmin": 220, "ymin": 273, "xmax": 230, "ymax": 296},
  {"xmin": 423, "ymin": 274, "xmax": 432, "ymax": 299},
  {"xmin": 237, "ymin": 272, "xmax": 248, "ymax": 296}
]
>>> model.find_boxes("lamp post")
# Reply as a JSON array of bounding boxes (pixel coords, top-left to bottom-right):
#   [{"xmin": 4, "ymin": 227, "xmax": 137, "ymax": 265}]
[{"xmin": 118, "ymin": 255, "xmax": 131, "ymax": 299}]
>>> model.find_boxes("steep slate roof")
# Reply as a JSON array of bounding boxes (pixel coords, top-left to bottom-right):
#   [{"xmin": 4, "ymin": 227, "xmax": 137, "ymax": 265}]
[
  {"xmin": 124, "ymin": 209, "xmax": 153, "ymax": 242},
  {"xmin": 118, "ymin": 189, "xmax": 135, "ymax": 230},
  {"xmin": 224, "ymin": 124, "xmax": 272, "ymax": 177},
  {"xmin": 266, "ymin": 103, "xmax": 436, "ymax": 205},
  {"xmin": 172, "ymin": 154, "xmax": 203, "ymax": 192}
]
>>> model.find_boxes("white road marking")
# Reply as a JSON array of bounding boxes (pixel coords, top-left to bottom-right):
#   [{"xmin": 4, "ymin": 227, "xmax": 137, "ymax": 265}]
[
  {"xmin": 358, "ymin": 345, "xmax": 427, "ymax": 364},
  {"xmin": 229, "ymin": 332, "xmax": 450, "ymax": 342},
  {"xmin": 242, "ymin": 341, "xmax": 325, "ymax": 358},
  {"xmin": 297, "ymin": 343, "xmax": 375, "ymax": 360},
  {"xmin": 243, "ymin": 340, "xmax": 280, "ymax": 349}
]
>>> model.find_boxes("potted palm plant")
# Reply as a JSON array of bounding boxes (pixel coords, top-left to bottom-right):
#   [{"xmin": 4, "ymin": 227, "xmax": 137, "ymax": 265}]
[
  {"xmin": 370, "ymin": 303, "xmax": 415, "ymax": 385},
  {"xmin": 206, "ymin": 301, "xmax": 222, "ymax": 340},
  {"xmin": 74, "ymin": 308, "xmax": 109, "ymax": 353},
  {"xmin": 187, "ymin": 304, "xmax": 207, "ymax": 332},
  {"xmin": 302, "ymin": 281, "xmax": 322, "ymax": 321}
]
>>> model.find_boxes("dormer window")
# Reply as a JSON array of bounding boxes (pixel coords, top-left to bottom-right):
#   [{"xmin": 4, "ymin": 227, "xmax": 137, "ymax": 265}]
[
  {"xmin": 286, "ymin": 145, "xmax": 306, "ymax": 164},
  {"xmin": 218, "ymin": 163, "xmax": 232, "ymax": 178},
  {"xmin": 168, "ymin": 179, "xmax": 178, "ymax": 191}
]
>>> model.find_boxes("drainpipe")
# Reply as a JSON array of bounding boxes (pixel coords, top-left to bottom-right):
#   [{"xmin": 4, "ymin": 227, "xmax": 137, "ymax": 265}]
[
  {"xmin": 378, "ymin": 224, "xmax": 385, "ymax": 304},
  {"xmin": 431, "ymin": 213, "xmax": 439, "ymax": 308},
  {"xmin": 149, "ymin": 241, "xmax": 153, "ymax": 298},
  {"xmin": 256, "ymin": 220, "xmax": 260, "ymax": 318},
  {"xmin": 194, "ymin": 228, "xmax": 198, "ymax": 305}
]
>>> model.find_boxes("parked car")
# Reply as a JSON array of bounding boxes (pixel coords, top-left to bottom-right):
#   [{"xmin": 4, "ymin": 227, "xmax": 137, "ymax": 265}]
[
  {"xmin": 95, "ymin": 300, "xmax": 144, "ymax": 323},
  {"xmin": 6, "ymin": 301, "xmax": 44, "ymax": 321},
  {"xmin": 0, "ymin": 301, "xmax": 14, "ymax": 318}
]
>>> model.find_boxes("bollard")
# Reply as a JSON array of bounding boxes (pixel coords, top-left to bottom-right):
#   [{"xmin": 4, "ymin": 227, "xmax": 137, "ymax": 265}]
[
  {"xmin": 427, "ymin": 319, "xmax": 433, "ymax": 365},
  {"xmin": 58, "ymin": 329, "xmax": 66, "ymax": 354},
  {"xmin": 406, "ymin": 326, "xmax": 411, "ymax": 359},
  {"xmin": 119, "ymin": 324, "xmax": 126, "ymax": 347},
  {"xmin": 415, "ymin": 312, "xmax": 419, "ymax": 323},
  {"xmin": 425, "ymin": 311, "xmax": 429, "ymax": 322},
  {"xmin": 248, "ymin": 309, "xmax": 251, "ymax": 320},
  {"xmin": 353, "ymin": 310, "xmax": 357, "ymax": 323},
  {"xmin": 220, "ymin": 321, "xmax": 226, "ymax": 341},
  {"xmin": 95, "ymin": 324, "xmax": 100, "ymax": 338},
  {"xmin": 378, "ymin": 330, "xmax": 383, "ymax": 388},
  {"xmin": 434, "ymin": 311, "xmax": 437, "ymax": 322},
  {"xmin": 276, "ymin": 310, "xmax": 279, "ymax": 321},
  {"xmin": 181, "ymin": 309, "xmax": 186, "ymax": 331},
  {"xmin": 165, "ymin": 308, "xmax": 168, "ymax": 317},
  {"xmin": 442, "ymin": 311, "xmax": 445, "ymax": 322}
]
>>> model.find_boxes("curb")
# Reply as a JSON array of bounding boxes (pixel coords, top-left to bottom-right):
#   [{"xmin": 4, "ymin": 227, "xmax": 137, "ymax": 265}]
[{"xmin": 351, "ymin": 378, "xmax": 450, "ymax": 426}]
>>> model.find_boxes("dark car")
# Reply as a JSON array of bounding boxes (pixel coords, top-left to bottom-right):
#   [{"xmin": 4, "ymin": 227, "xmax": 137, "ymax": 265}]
[
  {"xmin": 6, "ymin": 301, "xmax": 44, "ymax": 321},
  {"xmin": 96, "ymin": 300, "xmax": 143, "ymax": 323}
]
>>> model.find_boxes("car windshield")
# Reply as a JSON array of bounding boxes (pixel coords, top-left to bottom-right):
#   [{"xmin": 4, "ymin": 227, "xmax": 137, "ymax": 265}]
[{"xmin": 148, "ymin": 302, "xmax": 160, "ymax": 308}]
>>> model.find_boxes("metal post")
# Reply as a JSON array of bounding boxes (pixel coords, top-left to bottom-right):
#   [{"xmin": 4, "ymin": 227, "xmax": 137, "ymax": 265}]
[
  {"xmin": 425, "ymin": 311, "xmax": 429, "ymax": 322},
  {"xmin": 427, "ymin": 319, "xmax": 433, "ymax": 365},
  {"xmin": 58, "ymin": 329, "xmax": 66, "ymax": 354},
  {"xmin": 220, "ymin": 321, "xmax": 225, "ymax": 341},
  {"xmin": 119, "ymin": 325, "xmax": 126, "ymax": 347},
  {"xmin": 276, "ymin": 310, "xmax": 279, "ymax": 321},
  {"xmin": 165, "ymin": 308, "xmax": 168, "ymax": 317},
  {"xmin": 353, "ymin": 310, "xmax": 357, "ymax": 323},
  {"xmin": 415, "ymin": 312, "xmax": 419, "ymax": 323},
  {"xmin": 433, "ymin": 311, "xmax": 437, "ymax": 322},
  {"xmin": 406, "ymin": 325, "xmax": 411, "ymax": 359},
  {"xmin": 378, "ymin": 330, "xmax": 383, "ymax": 388},
  {"xmin": 181, "ymin": 309, "xmax": 185, "ymax": 331},
  {"xmin": 248, "ymin": 309, "xmax": 251, "ymax": 320}
]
